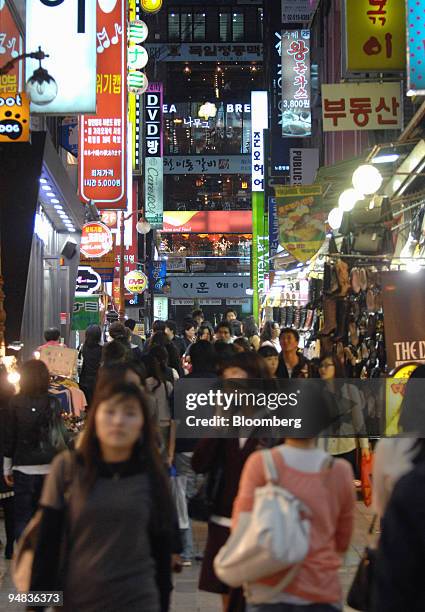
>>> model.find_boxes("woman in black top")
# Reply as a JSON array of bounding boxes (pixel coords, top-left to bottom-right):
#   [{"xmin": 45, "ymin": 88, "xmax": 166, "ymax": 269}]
[
  {"xmin": 0, "ymin": 365, "xmax": 15, "ymax": 558},
  {"xmin": 78, "ymin": 324, "xmax": 102, "ymax": 406},
  {"xmin": 3, "ymin": 360, "xmax": 65, "ymax": 540},
  {"xmin": 30, "ymin": 381, "xmax": 178, "ymax": 612}
]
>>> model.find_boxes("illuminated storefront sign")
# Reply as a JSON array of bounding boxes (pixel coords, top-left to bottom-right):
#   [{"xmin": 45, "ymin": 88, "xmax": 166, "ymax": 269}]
[
  {"xmin": 169, "ymin": 276, "xmax": 250, "ymax": 299},
  {"xmin": 251, "ymin": 91, "xmax": 268, "ymax": 192},
  {"xmin": 145, "ymin": 83, "xmax": 163, "ymax": 157},
  {"xmin": 79, "ymin": 0, "xmax": 127, "ymax": 209},
  {"xmin": 145, "ymin": 42, "xmax": 262, "ymax": 62},
  {"xmin": 344, "ymin": 0, "xmax": 406, "ymax": 72},
  {"xmin": 0, "ymin": 2, "xmax": 23, "ymax": 94},
  {"xmin": 124, "ymin": 270, "xmax": 148, "ymax": 294},
  {"xmin": 321, "ymin": 82, "xmax": 402, "ymax": 131},
  {"xmin": 289, "ymin": 148, "xmax": 319, "ymax": 185},
  {"xmin": 164, "ymin": 155, "xmax": 250, "ymax": 174},
  {"xmin": 80, "ymin": 222, "xmax": 113, "ymax": 259},
  {"xmin": 141, "ymin": 0, "xmax": 162, "ymax": 14},
  {"xmin": 406, "ymin": 0, "xmax": 425, "ymax": 96},
  {"xmin": 26, "ymin": 0, "xmax": 96, "ymax": 113},
  {"xmin": 162, "ymin": 211, "xmax": 252, "ymax": 233},
  {"xmin": 127, "ymin": 16, "xmax": 149, "ymax": 94},
  {"xmin": 144, "ymin": 83, "xmax": 163, "ymax": 228},
  {"xmin": 281, "ymin": 30, "xmax": 311, "ymax": 138},
  {"xmin": 0, "ymin": 92, "xmax": 30, "ymax": 142}
]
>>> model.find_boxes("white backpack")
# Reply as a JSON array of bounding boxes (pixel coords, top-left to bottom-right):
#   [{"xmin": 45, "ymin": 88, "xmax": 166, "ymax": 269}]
[{"xmin": 214, "ymin": 449, "xmax": 326, "ymax": 602}]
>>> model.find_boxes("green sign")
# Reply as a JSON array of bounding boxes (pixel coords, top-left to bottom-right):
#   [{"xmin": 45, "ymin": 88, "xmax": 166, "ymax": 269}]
[
  {"xmin": 252, "ymin": 191, "xmax": 269, "ymax": 319},
  {"xmin": 71, "ymin": 297, "xmax": 100, "ymax": 331}
]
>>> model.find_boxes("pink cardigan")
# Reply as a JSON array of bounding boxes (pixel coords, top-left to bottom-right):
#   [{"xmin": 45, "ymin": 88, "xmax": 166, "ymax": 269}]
[{"xmin": 232, "ymin": 447, "xmax": 355, "ymax": 604}]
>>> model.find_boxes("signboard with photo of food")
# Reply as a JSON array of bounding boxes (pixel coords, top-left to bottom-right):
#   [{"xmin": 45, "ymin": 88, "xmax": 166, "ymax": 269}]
[{"xmin": 275, "ymin": 185, "xmax": 325, "ymax": 262}]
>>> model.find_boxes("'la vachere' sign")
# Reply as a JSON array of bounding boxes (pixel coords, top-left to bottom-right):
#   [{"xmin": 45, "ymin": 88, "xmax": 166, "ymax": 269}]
[{"xmin": 0, "ymin": 93, "xmax": 30, "ymax": 142}]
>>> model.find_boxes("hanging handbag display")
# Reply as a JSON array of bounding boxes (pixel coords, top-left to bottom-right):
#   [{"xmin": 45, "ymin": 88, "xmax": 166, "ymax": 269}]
[{"xmin": 346, "ymin": 515, "xmax": 378, "ymax": 611}]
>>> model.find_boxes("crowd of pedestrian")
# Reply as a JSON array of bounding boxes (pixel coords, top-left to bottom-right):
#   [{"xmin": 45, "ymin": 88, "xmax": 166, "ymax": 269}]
[{"xmin": 0, "ymin": 309, "xmax": 424, "ymax": 611}]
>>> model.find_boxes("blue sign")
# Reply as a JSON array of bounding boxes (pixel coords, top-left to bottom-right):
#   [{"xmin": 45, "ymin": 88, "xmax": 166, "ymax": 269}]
[
  {"xmin": 268, "ymin": 197, "xmax": 280, "ymax": 271},
  {"xmin": 149, "ymin": 261, "xmax": 167, "ymax": 292},
  {"xmin": 59, "ymin": 119, "xmax": 78, "ymax": 156},
  {"xmin": 407, "ymin": 0, "xmax": 425, "ymax": 95}
]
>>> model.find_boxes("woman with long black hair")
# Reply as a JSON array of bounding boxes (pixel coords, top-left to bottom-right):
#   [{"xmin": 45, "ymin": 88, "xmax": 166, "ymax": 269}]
[
  {"xmin": 3, "ymin": 360, "xmax": 65, "ymax": 540},
  {"xmin": 78, "ymin": 324, "xmax": 102, "ymax": 405},
  {"xmin": 29, "ymin": 381, "xmax": 177, "ymax": 612}
]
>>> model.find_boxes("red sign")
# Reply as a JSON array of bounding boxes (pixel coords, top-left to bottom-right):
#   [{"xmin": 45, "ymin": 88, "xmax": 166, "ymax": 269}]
[
  {"xmin": 79, "ymin": 0, "xmax": 127, "ymax": 209},
  {"xmin": 162, "ymin": 210, "xmax": 252, "ymax": 234},
  {"xmin": 80, "ymin": 222, "xmax": 114, "ymax": 259},
  {"xmin": 0, "ymin": 2, "xmax": 23, "ymax": 94}
]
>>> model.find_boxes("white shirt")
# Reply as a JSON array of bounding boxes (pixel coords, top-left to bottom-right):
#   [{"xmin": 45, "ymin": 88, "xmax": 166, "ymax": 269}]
[{"xmin": 372, "ymin": 437, "xmax": 418, "ymax": 517}]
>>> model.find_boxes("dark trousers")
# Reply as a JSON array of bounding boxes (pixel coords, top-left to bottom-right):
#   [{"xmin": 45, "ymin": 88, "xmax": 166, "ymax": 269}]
[
  {"xmin": 0, "ymin": 496, "xmax": 15, "ymax": 550},
  {"xmin": 247, "ymin": 604, "xmax": 338, "ymax": 612},
  {"xmin": 13, "ymin": 471, "xmax": 45, "ymax": 540}
]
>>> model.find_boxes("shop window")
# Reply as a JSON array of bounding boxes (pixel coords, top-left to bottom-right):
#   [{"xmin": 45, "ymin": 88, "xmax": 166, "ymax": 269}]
[
  {"xmin": 219, "ymin": 12, "xmax": 232, "ymax": 42},
  {"xmin": 194, "ymin": 12, "xmax": 206, "ymax": 41},
  {"xmin": 232, "ymin": 13, "xmax": 244, "ymax": 42},
  {"xmin": 181, "ymin": 12, "xmax": 193, "ymax": 42},
  {"xmin": 168, "ymin": 12, "xmax": 180, "ymax": 42}
]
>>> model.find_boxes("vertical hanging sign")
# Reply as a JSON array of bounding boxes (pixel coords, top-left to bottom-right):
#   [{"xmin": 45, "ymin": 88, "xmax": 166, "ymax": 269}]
[
  {"xmin": 281, "ymin": 30, "xmax": 311, "ymax": 138},
  {"xmin": 79, "ymin": 0, "xmax": 127, "ymax": 210},
  {"xmin": 144, "ymin": 83, "xmax": 164, "ymax": 228},
  {"xmin": 0, "ymin": 2, "xmax": 24, "ymax": 94},
  {"xmin": 406, "ymin": 0, "xmax": 425, "ymax": 96}
]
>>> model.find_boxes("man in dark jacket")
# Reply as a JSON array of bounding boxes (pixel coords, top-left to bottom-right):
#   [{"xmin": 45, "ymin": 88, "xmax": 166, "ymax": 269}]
[
  {"xmin": 373, "ymin": 461, "xmax": 425, "ymax": 612},
  {"xmin": 165, "ymin": 320, "xmax": 186, "ymax": 358},
  {"xmin": 276, "ymin": 328, "xmax": 311, "ymax": 378}
]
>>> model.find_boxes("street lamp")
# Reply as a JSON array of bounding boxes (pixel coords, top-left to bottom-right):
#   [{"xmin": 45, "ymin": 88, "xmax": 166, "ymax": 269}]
[
  {"xmin": 118, "ymin": 209, "xmax": 151, "ymax": 321},
  {"xmin": 0, "ymin": 47, "xmax": 57, "ymax": 105}
]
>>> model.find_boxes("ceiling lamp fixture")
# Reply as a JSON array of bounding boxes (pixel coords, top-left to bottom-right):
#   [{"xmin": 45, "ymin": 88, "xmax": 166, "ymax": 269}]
[
  {"xmin": 0, "ymin": 46, "xmax": 58, "ymax": 105},
  {"xmin": 338, "ymin": 188, "xmax": 361, "ymax": 212},
  {"xmin": 327, "ymin": 207, "xmax": 343, "ymax": 231},
  {"xmin": 352, "ymin": 164, "xmax": 383, "ymax": 196}
]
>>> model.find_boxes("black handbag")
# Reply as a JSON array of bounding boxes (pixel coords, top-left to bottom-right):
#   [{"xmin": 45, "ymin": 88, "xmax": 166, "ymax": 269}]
[
  {"xmin": 346, "ymin": 515, "xmax": 378, "ymax": 611},
  {"xmin": 188, "ymin": 463, "xmax": 224, "ymax": 522}
]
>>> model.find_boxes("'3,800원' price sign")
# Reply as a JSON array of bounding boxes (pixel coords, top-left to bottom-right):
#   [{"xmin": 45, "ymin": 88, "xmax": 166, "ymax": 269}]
[{"xmin": 79, "ymin": 0, "xmax": 127, "ymax": 210}]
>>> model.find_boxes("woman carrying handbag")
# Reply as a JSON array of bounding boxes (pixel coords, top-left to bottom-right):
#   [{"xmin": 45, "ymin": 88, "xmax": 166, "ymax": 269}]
[{"xmin": 229, "ymin": 433, "xmax": 355, "ymax": 612}]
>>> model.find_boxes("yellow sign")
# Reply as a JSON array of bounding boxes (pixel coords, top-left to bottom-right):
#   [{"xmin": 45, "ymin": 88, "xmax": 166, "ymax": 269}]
[
  {"xmin": 345, "ymin": 0, "xmax": 405, "ymax": 71},
  {"xmin": 385, "ymin": 363, "xmax": 418, "ymax": 435},
  {"xmin": 0, "ymin": 92, "xmax": 30, "ymax": 142},
  {"xmin": 140, "ymin": 0, "xmax": 162, "ymax": 14},
  {"xmin": 124, "ymin": 270, "xmax": 148, "ymax": 294}
]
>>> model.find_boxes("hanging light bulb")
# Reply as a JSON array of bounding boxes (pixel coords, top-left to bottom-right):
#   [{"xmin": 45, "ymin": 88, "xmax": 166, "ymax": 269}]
[
  {"xmin": 352, "ymin": 164, "xmax": 383, "ymax": 196},
  {"xmin": 136, "ymin": 218, "xmax": 152, "ymax": 234},
  {"xmin": 327, "ymin": 207, "xmax": 343, "ymax": 230},
  {"xmin": 338, "ymin": 188, "xmax": 361, "ymax": 212},
  {"xmin": 25, "ymin": 47, "xmax": 58, "ymax": 105}
]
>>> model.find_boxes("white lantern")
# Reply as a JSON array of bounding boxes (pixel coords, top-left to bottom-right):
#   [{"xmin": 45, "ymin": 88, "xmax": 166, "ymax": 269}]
[
  {"xmin": 136, "ymin": 219, "xmax": 152, "ymax": 234},
  {"xmin": 352, "ymin": 164, "xmax": 383, "ymax": 195},
  {"xmin": 338, "ymin": 188, "xmax": 361, "ymax": 212},
  {"xmin": 327, "ymin": 207, "xmax": 343, "ymax": 230}
]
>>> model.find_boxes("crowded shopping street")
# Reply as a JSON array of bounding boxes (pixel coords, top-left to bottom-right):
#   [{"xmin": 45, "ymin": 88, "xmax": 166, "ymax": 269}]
[{"xmin": 1, "ymin": 0, "xmax": 425, "ymax": 611}]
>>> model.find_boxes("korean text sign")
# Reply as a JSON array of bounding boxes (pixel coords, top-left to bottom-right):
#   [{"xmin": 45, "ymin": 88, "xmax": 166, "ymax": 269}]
[
  {"xmin": 406, "ymin": 0, "xmax": 425, "ymax": 95},
  {"xmin": 0, "ymin": 2, "xmax": 23, "ymax": 95},
  {"xmin": 281, "ymin": 30, "xmax": 311, "ymax": 138},
  {"xmin": 345, "ymin": 0, "xmax": 406, "ymax": 71},
  {"xmin": 72, "ymin": 298, "xmax": 100, "ymax": 332},
  {"xmin": 251, "ymin": 91, "xmax": 268, "ymax": 192},
  {"xmin": 79, "ymin": 0, "xmax": 127, "ymax": 209},
  {"xmin": 26, "ymin": 0, "xmax": 96, "ymax": 113},
  {"xmin": 144, "ymin": 83, "xmax": 163, "ymax": 157},
  {"xmin": 321, "ymin": 82, "xmax": 402, "ymax": 132}
]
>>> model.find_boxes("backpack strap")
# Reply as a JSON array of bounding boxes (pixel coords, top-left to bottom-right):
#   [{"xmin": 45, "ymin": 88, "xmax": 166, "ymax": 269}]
[{"xmin": 262, "ymin": 449, "xmax": 279, "ymax": 484}]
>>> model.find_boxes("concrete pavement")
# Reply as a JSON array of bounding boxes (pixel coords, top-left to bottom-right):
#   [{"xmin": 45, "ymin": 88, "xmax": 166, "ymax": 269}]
[{"xmin": 0, "ymin": 502, "xmax": 373, "ymax": 611}]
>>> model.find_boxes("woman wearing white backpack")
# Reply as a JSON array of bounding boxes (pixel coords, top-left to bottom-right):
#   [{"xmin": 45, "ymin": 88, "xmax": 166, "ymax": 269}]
[{"xmin": 229, "ymin": 436, "xmax": 355, "ymax": 612}]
